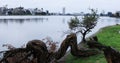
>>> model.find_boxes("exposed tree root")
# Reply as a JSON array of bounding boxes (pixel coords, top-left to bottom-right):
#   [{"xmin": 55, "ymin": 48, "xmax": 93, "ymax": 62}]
[{"xmin": 87, "ymin": 36, "xmax": 120, "ymax": 63}]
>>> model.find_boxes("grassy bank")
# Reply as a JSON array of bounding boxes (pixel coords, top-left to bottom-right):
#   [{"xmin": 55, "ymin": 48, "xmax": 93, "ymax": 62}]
[{"xmin": 66, "ymin": 25, "xmax": 120, "ymax": 63}]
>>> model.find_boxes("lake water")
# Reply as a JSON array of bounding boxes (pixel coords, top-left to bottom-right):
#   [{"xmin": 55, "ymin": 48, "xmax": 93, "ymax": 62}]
[{"xmin": 0, "ymin": 16, "xmax": 120, "ymax": 51}]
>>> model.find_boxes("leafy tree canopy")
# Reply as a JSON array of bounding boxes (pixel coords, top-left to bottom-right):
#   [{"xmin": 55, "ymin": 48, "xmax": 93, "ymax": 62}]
[{"xmin": 68, "ymin": 9, "xmax": 99, "ymax": 42}]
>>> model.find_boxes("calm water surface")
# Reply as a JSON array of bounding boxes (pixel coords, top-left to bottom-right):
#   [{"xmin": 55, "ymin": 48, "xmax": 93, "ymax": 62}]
[{"xmin": 0, "ymin": 16, "xmax": 120, "ymax": 51}]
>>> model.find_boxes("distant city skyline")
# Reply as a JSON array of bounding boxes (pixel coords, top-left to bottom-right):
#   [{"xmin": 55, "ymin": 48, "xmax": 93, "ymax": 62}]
[{"xmin": 0, "ymin": 0, "xmax": 119, "ymax": 13}]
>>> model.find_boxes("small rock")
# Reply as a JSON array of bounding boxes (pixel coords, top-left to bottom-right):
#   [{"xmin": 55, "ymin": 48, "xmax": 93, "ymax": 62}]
[{"xmin": 119, "ymin": 31, "xmax": 120, "ymax": 34}]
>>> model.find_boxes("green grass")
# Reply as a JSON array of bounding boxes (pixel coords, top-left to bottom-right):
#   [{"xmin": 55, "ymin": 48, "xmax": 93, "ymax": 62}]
[
  {"xmin": 97, "ymin": 25, "xmax": 120, "ymax": 50},
  {"xmin": 66, "ymin": 25, "xmax": 120, "ymax": 63},
  {"xmin": 66, "ymin": 54, "xmax": 106, "ymax": 63}
]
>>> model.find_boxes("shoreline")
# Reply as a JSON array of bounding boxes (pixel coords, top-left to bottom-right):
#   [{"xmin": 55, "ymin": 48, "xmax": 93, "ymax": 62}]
[{"xmin": 58, "ymin": 24, "xmax": 120, "ymax": 63}]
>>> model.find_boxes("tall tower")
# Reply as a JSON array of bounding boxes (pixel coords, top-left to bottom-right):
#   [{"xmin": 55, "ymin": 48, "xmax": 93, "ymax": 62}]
[{"xmin": 62, "ymin": 7, "xmax": 65, "ymax": 15}]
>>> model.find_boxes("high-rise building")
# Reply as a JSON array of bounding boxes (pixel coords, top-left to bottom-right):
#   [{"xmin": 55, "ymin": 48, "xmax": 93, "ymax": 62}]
[{"xmin": 62, "ymin": 7, "xmax": 65, "ymax": 15}]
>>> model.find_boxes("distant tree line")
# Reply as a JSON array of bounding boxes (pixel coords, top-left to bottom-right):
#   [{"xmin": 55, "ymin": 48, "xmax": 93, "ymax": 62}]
[
  {"xmin": 100, "ymin": 11, "xmax": 120, "ymax": 17},
  {"xmin": 0, "ymin": 6, "xmax": 50, "ymax": 15}
]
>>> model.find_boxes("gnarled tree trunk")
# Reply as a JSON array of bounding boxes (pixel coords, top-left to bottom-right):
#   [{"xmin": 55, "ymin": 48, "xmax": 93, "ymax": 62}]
[{"xmin": 0, "ymin": 33, "xmax": 98, "ymax": 63}]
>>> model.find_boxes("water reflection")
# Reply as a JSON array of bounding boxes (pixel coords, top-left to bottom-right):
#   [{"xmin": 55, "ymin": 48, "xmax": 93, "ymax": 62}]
[
  {"xmin": 0, "ymin": 18, "xmax": 48, "ymax": 24},
  {"xmin": 62, "ymin": 18, "xmax": 65, "ymax": 24},
  {"xmin": 115, "ymin": 18, "xmax": 120, "ymax": 24}
]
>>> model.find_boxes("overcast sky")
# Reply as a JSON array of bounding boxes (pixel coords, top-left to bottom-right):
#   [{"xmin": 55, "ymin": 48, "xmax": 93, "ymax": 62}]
[{"xmin": 0, "ymin": 0, "xmax": 119, "ymax": 13}]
